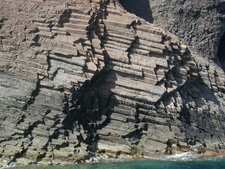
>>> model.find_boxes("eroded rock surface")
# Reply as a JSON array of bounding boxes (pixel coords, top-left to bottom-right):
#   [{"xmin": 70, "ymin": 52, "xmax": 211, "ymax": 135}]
[
  {"xmin": 0, "ymin": 0, "xmax": 225, "ymax": 166},
  {"xmin": 119, "ymin": 0, "xmax": 225, "ymax": 66}
]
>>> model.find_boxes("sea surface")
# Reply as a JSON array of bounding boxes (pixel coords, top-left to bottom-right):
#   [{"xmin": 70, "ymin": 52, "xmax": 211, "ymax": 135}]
[{"xmin": 4, "ymin": 157, "xmax": 225, "ymax": 169}]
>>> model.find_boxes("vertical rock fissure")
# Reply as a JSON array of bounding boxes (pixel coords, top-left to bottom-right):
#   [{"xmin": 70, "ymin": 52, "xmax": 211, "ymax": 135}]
[
  {"xmin": 126, "ymin": 36, "xmax": 139, "ymax": 64},
  {"xmin": 22, "ymin": 74, "xmax": 41, "ymax": 111}
]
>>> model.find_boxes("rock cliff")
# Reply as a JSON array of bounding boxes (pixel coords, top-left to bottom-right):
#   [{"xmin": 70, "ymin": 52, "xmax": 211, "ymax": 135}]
[
  {"xmin": 119, "ymin": 0, "xmax": 225, "ymax": 67},
  {"xmin": 0, "ymin": 0, "xmax": 225, "ymax": 166}
]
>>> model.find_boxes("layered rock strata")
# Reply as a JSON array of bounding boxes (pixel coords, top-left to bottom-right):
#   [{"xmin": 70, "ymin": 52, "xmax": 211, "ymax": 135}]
[
  {"xmin": 0, "ymin": 0, "xmax": 225, "ymax": 166},
  {"xmin": 119, "ymin": 0, "xmax": 225, "ymax": 66}
]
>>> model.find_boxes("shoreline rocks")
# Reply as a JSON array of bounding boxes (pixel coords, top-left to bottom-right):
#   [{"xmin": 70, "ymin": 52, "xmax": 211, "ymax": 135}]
[{"xmin": 1, "ymin": 148, "xmax": 225, "ymax": 168}]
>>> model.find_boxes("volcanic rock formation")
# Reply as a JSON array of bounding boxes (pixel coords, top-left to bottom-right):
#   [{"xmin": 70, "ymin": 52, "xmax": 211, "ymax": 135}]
[
  {"xmin": 0, "ymin": 0, "xmax": 225, "ymax": 166},
  {"xmin": 119, "ymin": 0, "xmax": 225, "ymax": 67}
]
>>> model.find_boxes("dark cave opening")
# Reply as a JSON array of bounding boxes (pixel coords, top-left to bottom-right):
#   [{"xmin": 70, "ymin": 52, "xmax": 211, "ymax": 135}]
[
  {"xmin": 118, "ymin": 0, "xmax": 153, "ymax": 23},
  {"xmin": 218, "ymin": 33, "xmax": 225, "ymax": 70}
]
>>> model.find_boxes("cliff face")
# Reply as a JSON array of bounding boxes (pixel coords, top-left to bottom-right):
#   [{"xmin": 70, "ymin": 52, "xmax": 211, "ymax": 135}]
[
  {"xmin": 119, "ymin": 0, "xmax": 225, "ymax": 67},
  {"xmin": 0, "ymin": 0, "xmax": 225, "ymax": 167}
]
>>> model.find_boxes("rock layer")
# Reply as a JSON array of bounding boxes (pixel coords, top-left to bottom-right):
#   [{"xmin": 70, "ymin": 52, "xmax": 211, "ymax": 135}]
[
  {"xmin": 0, "ymin": 0, "xmax": 225, "ymax": 166},
  {"xmin": 119, "ymin": 0, "xmax": 225, "ymax": 67}
]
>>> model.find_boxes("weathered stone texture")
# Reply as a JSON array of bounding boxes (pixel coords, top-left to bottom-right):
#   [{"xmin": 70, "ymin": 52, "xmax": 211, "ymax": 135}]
[
  {"xmin": 0, "ymin": 0, "xmax": 225, "ymax": 167},
  {"xmin": 119, "ymin": 0, "xmax": 225, "ymax": 66}
]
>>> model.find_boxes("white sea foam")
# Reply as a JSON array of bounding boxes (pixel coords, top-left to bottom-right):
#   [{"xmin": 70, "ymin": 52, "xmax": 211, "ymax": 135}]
[
  {"xmin": 163, "ymin": 152, "xmax": 197, "ymax": 161},
  {"xmin": 1, "ymin": 163, "xmax": 15, "ymax": 169},
  {"xmin": 89, "ymin": 155, "xmax": 122, "ymax": 163}
]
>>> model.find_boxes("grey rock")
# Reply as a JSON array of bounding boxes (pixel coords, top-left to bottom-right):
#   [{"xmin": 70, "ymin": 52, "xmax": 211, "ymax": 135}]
[{"xmin": 0, "ymin": 0, "xmax": 225, "ymax": 166}]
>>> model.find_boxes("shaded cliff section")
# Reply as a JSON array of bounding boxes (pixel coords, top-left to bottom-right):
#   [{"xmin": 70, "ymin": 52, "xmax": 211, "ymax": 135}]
[
  {"xmin": 118, "ymin": 0, "xmax": 153, "ymax": 22},
  {"xmin": 0, "ymin": 0, "xmax": 225, "ymax": 167},
  {"xmin": 119, "ymin": 0, "xmax": 225, "ymax": 69}
]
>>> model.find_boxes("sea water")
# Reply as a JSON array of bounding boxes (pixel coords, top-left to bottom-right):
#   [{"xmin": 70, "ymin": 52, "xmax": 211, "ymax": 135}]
[{"xmin": 4, "ymin": 158, "xmax": 225, "ymax": 169}]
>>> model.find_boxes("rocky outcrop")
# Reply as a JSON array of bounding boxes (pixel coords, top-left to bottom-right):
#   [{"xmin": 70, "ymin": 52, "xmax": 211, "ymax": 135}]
[
  {"xmin": 0, "ymin": 0, "xmax": 225, "ymax": 167},
  {"xmin": 119, "ymin": 0, "xmax": 225, "ymax": 67}
]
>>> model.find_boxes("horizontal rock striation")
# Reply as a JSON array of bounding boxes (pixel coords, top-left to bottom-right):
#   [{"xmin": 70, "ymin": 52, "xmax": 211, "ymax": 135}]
[
  {"xmin": 0, "ymin": 0, "xmax": 225, "ymax": 166},
  {"xmin": 119, "ymin": 0, "xmax": 225, "ymax": 67}
]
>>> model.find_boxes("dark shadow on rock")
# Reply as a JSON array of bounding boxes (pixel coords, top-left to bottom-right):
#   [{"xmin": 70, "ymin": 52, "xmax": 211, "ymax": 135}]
[
  {"xmin": 61, "ymin": 66, "xmax": 117, "ymax": 147},
  {"xmin": 118, "ymin": 0, "xmax": 153, "ymax": 23},
  {"xmin": 217, "ymin": 32, "xmax": 225, "ymax": 71},
  {"xmin": 178, "ymin": 77, "xmax": 225, "ymax": 146},
  {"xmin": 157, "ymin": 75, "xmax": 224, "ymax": 147}
]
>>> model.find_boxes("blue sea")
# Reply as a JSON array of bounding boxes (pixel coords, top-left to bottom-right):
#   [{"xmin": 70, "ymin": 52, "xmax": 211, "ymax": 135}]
[{"xmin": 5, "ymin": 158, "xmax": 225, "ymax": 169}]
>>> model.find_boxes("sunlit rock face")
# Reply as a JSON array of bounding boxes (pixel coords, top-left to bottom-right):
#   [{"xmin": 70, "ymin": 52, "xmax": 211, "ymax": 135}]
[{"xmin": 0, "ymin": 0, "xmax": 225, "ymax": 167}]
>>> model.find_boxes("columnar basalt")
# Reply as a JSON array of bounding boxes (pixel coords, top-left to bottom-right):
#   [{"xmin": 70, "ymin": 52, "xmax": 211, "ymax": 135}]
[
  {"xmin": 0, "ymin": 0, "xmax": 225, "ymax": 167},
  {"xmin": 119, "ymin": 0, "xmax": 225, "ymax": 66}
]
